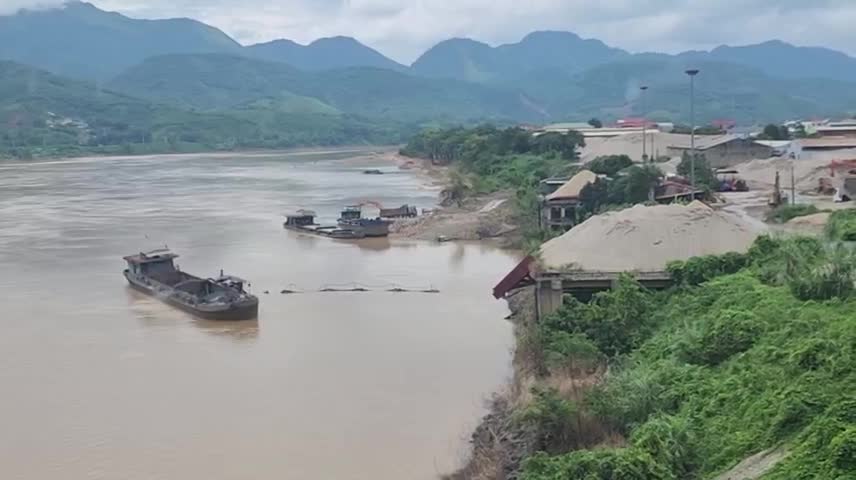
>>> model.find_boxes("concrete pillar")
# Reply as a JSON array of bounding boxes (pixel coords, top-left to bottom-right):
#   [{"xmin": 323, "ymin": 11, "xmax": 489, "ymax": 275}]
[{"xmin": 536, "ymin": 278, "xmax": 564, "ymax": 321}]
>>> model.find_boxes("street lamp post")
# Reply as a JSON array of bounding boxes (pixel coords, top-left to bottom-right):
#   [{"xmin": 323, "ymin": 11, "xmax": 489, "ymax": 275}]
[
  {"xmin": 685, "ymin": 69, "xmax": 700, "ymax": 189},
  {"xmin": 640, "ymin": 85, "xmax": 649, "ymax": 162}
]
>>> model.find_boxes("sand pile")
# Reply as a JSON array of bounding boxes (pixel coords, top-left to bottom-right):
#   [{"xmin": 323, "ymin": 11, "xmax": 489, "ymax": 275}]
[
  {"xmin": 786, "ymin": 212, "xmax": 831, "ymax": 228},
  {"xmin": 538, "ymin": 201, "xmax": 764, "ymax": 272},
  {"xmin": 734, "ymin": 157, "xmax": 825, "ymax": 191},
  {"xmin": 732, "ymin": 149, "xmax": 856, "ymax": 192}
]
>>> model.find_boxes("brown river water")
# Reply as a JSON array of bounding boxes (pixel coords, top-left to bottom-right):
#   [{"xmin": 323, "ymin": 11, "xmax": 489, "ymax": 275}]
[{"xmin": 0, "ymin": 149, "xmax": 516, "ymax": 480}]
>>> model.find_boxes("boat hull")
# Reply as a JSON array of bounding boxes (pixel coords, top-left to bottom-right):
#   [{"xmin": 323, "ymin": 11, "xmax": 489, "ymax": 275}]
[
  {"xmin": 125, "ymin": 272, "xmax": 259, "ymax": 321},
  {"xmin": 337, "ymin": 219, "xmax": 392, "ymax": 237},
  {"xmin": 283, "ymin": 223, "xmax": 365, "ymax": 239}
]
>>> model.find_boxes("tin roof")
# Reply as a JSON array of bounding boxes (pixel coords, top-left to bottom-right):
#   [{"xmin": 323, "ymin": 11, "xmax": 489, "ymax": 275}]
[
  {"xmin": 800, "ymin": 138, "xmax": 856, "ymax": 150},
  {"xmin": 546, "ymin": 170, "xmax": 597, "ymax": 201}
]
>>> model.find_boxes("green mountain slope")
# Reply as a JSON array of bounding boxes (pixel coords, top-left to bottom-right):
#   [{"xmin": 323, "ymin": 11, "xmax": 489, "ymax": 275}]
[
  {"xmin": 515, "ymin": 58, "xmax": 856, "ymax": 124},
  {"xmin": 108, "ymin": 54, "xmax": 547, "ymax": 122},
  {"xmin": 0, "ymin": 1, "xmax": 241, "ymax": 81},
  {"xmin": 0, "ymin": 61, "xmax": 408, "ymax": 158},
  {"xmin": 411, "ymin": 31, "xmax": 628, "ymax": 83},
  {"xmin": 690, "ymin": 40, "xmax": 856, "ymax": 83},
  {"xmin": 247, "ymin": 37, "xmax": 407, "ymax": 72}
]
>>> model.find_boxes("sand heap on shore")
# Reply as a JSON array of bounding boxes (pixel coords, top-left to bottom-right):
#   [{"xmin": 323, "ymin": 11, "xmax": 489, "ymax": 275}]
[{"xmin": 538, "ymin": 201, "xmax": 764, "ymax": 272}]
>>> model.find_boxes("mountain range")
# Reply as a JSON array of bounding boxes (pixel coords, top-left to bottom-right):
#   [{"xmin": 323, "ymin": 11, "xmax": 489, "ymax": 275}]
[{"xmin": 4, "ymin": 1, "xmax": 856, "ymax": 156}]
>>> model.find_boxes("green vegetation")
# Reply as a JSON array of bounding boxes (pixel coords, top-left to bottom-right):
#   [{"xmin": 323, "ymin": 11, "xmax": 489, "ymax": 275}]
[
  {"xmin": 766, "ymin": 204, "xmax": 821, "ymax": 223},
  {"xmin": 0, "ymin": 61, "xmax": 411, "ymax": 159},
  {"xmin": 677, "ymin": 152, "xmax": 718, "ymax": 190},
  {"xmin": 577, "ymin": 163, "xmax": 663, "ymax": 219},
  {"xmin": 587, "ymin": 155, "xmax": 633, "ymax": 177},
  {"xmin": 759, "ymin": 123, "xmax": 791, "ymax": 140},
  {"xmin": 826, "ymin": 209, "xmax": 856, "ymax": 241},
  {"xmin": 515, "ymin": 236, "xmax": 856, "ymax": 479},
  {"xmin": 108, "ymin": 54, "xmax": 542, "ymax": 122},
  {"xmin": 400, "ymin": 126, "xmax": 584, "ymax": 193},
  {"xmin": 400, "ymin": 125, "xmax": 585, "ymax": 244}
]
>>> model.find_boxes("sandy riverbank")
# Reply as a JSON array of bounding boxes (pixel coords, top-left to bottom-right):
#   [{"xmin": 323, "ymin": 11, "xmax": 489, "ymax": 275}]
[{"xmin": 358, "ymin": 150, "xmax": 526, "ymax": 245}]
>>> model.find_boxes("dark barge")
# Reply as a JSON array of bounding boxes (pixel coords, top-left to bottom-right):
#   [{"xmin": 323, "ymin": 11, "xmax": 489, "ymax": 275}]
[
  {"xmin": 284, "ymin": 208, "xmax": 393, "ymax": 239},
  {"xmin": 284, "ymin": 210, "xmax": 367, "ymax": 239},
  {"xmin": 123, "ymin": 249, "xmax": 259, "ymax": 321},
  {"xmin": 338, "ymin": 206, "xmax": 393, "ymax": 237}
]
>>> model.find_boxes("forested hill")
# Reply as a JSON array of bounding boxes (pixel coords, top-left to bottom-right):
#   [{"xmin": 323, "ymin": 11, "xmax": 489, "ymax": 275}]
[
  {"xmin": 0, "ymin": 61, "xmax": 410, "ymax": 158},
  {"xmin": 107, "ymin": 54, "xmax": 545, "ymax": 122}
]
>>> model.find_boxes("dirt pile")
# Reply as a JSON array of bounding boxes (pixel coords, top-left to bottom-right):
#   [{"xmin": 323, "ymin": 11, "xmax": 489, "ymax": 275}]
[
  {"xmin": 391, "ymin": 192, "xmax": 519, "ymax": 242},
  {"xmin": 538, "ymin": 201, "xmax": 764, "ymax": 272}
]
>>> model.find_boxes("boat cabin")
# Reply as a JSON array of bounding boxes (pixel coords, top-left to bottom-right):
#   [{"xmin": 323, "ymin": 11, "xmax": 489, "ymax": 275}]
[
  {"xmin": 215, "ymin": 274, "xmax": 248, "ymax": 293},
  {"xmin": 285, "ymin": 210, "xmax": 317, "ymax": 227},
  {"xmin": 123, "ymin": 249, "xmax": 179, "ymax": 278},
  {"xmin": 340, "ymin": 206, "xmax": 362, "ymax": 221}
]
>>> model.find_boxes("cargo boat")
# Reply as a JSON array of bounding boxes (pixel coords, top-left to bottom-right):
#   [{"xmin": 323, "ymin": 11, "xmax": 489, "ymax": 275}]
[
  {"xmin": 284, "ymin": 210, "xmax": 365, "ymax": 239},
  {"xmin": 123, "ymin": 249, "xmax": 259, "ymax": 321},
  {"xmin": 338, "ymin": 206, "xmax": 393, "ymax": 237}
]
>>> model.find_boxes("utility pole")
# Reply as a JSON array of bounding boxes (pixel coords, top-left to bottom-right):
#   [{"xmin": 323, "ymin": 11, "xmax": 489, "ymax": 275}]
[
  {"xmin": 685, "ymin": 69, "xmax": 700, "ymax": 189},
  {"xmin": 640, "ymin": 85, "xmax": 649, "ymax": 162},
  {"xmin": 791, "ymin": 160, "xmax": 797, "ymax": 205}
]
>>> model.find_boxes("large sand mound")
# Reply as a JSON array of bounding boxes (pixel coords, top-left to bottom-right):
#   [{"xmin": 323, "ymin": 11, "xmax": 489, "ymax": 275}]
[{"xmin": 538, "ymin": 201, "xmax": 764, "ymax": 272}]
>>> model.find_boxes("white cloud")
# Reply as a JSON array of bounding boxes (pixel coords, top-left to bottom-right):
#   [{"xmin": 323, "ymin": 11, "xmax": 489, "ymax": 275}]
[{"xmin": 8, "ymin": 0, "xmax": 856, "ymax": 63}]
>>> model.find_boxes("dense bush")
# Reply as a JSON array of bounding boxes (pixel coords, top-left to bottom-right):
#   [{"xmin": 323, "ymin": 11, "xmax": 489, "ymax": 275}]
[
  {"xmin": 514, "ymin": 387, "xmax": 580, "ymax": 453},
  {"xmin": 515, "ymin": 235, "xmax": 856, "ymax": 479},
  {"xmin": 825, "ymin": 208, "xmax": 856, "ymax": 241},
  {"xmin": 580, "ymin": 271, "xmax": 856, "ymax": 478},
  {"xmin": 521, "ymin": 448, "xmax": 674, "ymax": 480},
  {"xmin": 677, "ymin": 310, "xmax": 762, "ymax": 366},
  {"xmin": 587, "ymin": 360, "xmax": 699, "ymax": 432},
  {"xmin": 541, "ymin": 276, "xmax": 654, "ymax": 358},
  {"xmin": 631, "ymin": 414, "xmax": 699, "ymax": 477},
  {"xmin": 588, "ymin": 155, "xmax": 633, "ymax": 176},
  {"xmin": 577, "ymin": 165, "xmax": 664, "ymax": 219},
  {"xmin": 667, "ymin": 252, "xmax": 749, "ymax": 286},
  {"xmin": 765, "ymin": 203, "xmax": 821, "ymax": 224},
  {"xmin": 768, "ymin": 400, "xmax": 856, "ymax": 478},
  {"xmin": 747, "ymin": 236, "xmax": 856, "ymax": 301},
  {"xmin": 677, "ymin": 152, "xmax": 717, "ymax": 190}
]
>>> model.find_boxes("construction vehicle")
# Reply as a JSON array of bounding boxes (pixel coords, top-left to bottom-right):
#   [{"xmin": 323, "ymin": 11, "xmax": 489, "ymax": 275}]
[{"xmin": 828, "ymin": 160, "xmax": 856, "ymax": 202}]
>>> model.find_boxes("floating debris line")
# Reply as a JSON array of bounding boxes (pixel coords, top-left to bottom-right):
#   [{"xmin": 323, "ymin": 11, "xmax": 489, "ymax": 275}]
[{"xmin": 258, "ymin": 282, "xmax": 440, "ymax": 294}]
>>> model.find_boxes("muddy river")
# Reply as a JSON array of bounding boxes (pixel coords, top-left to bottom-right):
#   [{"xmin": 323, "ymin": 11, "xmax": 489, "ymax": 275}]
[{"xmin": 0, "ymin": 149, "xmax": 516, "ymax": 480}]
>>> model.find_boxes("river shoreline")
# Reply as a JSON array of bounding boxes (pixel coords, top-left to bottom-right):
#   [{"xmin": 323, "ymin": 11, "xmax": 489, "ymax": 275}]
[{"xmin": 0, "ymin": 144, "xmax": 400, "ymax": 164}]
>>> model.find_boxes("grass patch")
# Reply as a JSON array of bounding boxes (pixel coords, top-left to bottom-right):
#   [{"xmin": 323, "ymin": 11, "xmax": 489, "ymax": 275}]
[
  {"xmin": 826, "ymin": 208, "xmax": 856, "ymax": 241},
  {"xmin": 766, "ymin": 204, "xmax": 821, "ymax": 224}
]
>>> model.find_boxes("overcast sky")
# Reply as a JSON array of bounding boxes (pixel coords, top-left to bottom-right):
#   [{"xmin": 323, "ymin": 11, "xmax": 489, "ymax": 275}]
[{"xmin": 5, "ymin": 0, "xmax": 856, "ymax": 63}]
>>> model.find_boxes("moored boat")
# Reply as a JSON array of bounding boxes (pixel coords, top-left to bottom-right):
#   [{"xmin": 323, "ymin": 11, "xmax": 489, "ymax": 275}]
[
  {"xmin": 123, "ymin": 249, "xmax": 259, "ymax": 321},
  {"xmin": 338, "ymin": 206, "xmax": 392, "ymax": 237},
  {"xmin": 283, "ymin": 210, "xmax": 365, "ymax": 239}
]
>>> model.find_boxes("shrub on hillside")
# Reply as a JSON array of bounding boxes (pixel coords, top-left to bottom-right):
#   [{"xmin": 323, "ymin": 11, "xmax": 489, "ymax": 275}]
[
  {"xmin": 514, "ymin": 387, "xmax": 579, "ymax": 453},
  {"xmin": 678, "ymin": 310, "xmax": 762, "ymax": 366},
  {"xmin": 588, "ymin": 155, "xmax": 633, "ymax": 176},
  {"xmin": 747, "ymin": 236, "xmax": 856, "ymax": 300},
  {"xmin": 631, "ymin": 414, "xmax": 699, "ymax": 477},
  {"xmin": 543, "ymin": 276, "xmax": 654, "ymax": 357},
  {"xmin": 825, "ymin": 209, "xmax": 856, "ymax": 241},
  {"xmin": 667, "ymin": 252, "xmax": 749, "ymax": 286},
  {"xmin": 765, "ymin": 204, "xmax": 821, "ymax": 224},
  {"xmin": 520, "ymin": 448, "xmax": 674, "ymax": 480},
  {"xmin": 587, "ymin": 360, "xmax": 699, "ymax": 432}
]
